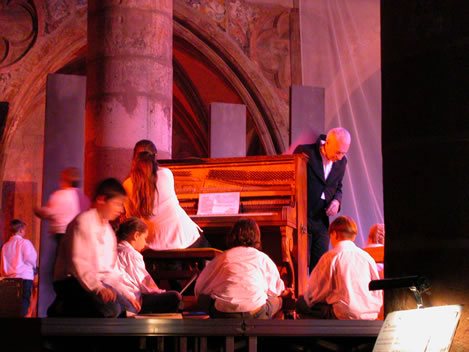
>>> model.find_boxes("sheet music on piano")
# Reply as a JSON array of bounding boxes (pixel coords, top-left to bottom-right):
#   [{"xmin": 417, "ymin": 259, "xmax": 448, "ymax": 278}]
[{"xmin": 197, "ymin": 192, "xmax": 240, "ymax": 215}]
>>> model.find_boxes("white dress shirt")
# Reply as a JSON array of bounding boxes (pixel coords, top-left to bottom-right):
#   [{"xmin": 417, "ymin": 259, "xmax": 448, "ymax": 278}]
[
  {"xmin": 1, "ymin": 235, "xmax": 37, "ymax": 280},
  {"xmin": 320, "ymin": 141, "xmax": 333, "ymax": 200},
  {"xmin": 37, "ymin": 188, "xmax": 90, "ymax": 234},
  {"xmin": 117, "ymin": 241, "xmax": 165, "ymax": 306},
  {"xmin": 54, "ymin": 208, "xmax": 127, "ymax": 297},
  {"xmin": 195, "ymin": 246, "xmax": 285, "ymax": 313},
  {"xmin": 305, "ymin": 240, "xmax": 383, "ymax": 320}
]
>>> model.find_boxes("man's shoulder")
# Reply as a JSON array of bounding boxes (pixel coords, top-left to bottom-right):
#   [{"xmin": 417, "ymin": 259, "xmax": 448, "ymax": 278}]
[
  {"xmin": 294, "ymin": 143, "xmax": 315, "ymax": 153},
  {"xmin": 294, "ymin": 144, "xmax": 320, "ymax": 162}
]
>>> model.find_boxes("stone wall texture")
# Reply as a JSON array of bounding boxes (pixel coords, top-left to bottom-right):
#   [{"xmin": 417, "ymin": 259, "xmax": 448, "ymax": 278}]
[{"xmin": 0, "ymin": 0, "xmax": 293, "ymax": 259}]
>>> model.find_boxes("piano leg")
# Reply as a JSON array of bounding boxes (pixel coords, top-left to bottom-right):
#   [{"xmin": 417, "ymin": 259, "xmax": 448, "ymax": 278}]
[{"xmin": 280, "ymin": 226, "xmax": 295, "ymax": 294}]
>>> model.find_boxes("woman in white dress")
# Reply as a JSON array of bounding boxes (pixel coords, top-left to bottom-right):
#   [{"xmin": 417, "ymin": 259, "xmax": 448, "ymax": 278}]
[{"xmin": 123, "ymin": 140, "xmax": 204, "ymax": 250}]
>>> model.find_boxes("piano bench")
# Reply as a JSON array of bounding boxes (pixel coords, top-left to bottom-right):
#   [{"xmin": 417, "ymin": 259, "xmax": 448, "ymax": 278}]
[
  {"xmin": 152, "ymin": 270, "xmax": 199, "ymax": 281},
  {"xmin": 143, "ymin": 248, "xmax": 223, "ymax": 261},
  {"xmin": 143, "ymin": 248, "xmax": 223, "ymax": 294}
]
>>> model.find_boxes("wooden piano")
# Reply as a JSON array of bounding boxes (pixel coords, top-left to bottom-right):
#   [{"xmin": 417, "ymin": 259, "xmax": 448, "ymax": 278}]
[{"xmin": 158, "ymin": 154, "xmax": 309, "ymax": 296}]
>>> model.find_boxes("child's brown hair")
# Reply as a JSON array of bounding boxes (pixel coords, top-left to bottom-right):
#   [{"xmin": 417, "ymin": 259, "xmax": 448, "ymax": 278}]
[
  {"xmin": 10, "ymin": 219, "xmax": 26, "ymax": 235},
  {"xmin": 328, "ymin": 216, "xmax": 357, "ymax": 240},
  {"xmin": 116, "ymin": 217, "xmax": 148, "ymax": 242},
  {"xmin": 225, "ymin": 218, "xmax": 261, "ymax": 250}
]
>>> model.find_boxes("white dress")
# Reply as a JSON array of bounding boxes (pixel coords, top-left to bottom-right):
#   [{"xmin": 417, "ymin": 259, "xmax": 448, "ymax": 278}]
[{"xmin": 123, "ymin": 167, "xmax": 201, "ymax": 250}]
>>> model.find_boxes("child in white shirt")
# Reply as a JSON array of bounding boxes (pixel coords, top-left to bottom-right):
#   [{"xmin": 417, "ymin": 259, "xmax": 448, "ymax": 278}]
[
  {"xmin": 116, "ymin": 217, "xmax": 182, "ymax": 314},
  {"xmin": 296, "ymin": 216, "xmax": 383, "ymax": 320},
  {"xmin": 1, "ymin": 219, "xmax": 37, "ymax": 316},
  {"xmin": 195, "ymin": 218, "xmax": 286, "ymax": 319},
  {"xmin": 49, "ymin": 178, "xmax": 139, "ymax": 317},
  {"xmin": 34, "ymin": 167, "xmax": 90, "ymax": 239}
]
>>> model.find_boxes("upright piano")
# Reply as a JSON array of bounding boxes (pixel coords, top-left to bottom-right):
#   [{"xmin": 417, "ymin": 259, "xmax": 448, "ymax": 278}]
[{"xmin": 158, "ymin": 154, "xmax": 309, "ymax": 296}]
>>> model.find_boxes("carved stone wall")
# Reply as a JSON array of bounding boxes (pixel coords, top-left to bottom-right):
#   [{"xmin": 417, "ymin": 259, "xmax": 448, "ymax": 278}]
[
  {"xmin": 0, "ymin": 0, "xmax": 293, "ymax": 261},
  {"xmin": 0, "ymin": 0, "xmax": 87, "ymax": 251},
  {"xmin": 0, "ymin": 0, "xmax": 39, "ymax": 71},
  {"xmin": 182, "ymin": 0, "xmax": 292, "ymax": 101}
]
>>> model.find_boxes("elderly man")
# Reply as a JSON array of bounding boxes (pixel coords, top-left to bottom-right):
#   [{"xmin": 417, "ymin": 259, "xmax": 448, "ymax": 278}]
[{"xmin": 294, "ymin": 127, "xmax": 351, "ymax": 272}]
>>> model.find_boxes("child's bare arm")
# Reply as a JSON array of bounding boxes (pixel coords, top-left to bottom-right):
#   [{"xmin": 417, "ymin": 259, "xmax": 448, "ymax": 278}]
[{"xmin": 142, "ymin": 274, "xmax": 165, "ymax": 294}]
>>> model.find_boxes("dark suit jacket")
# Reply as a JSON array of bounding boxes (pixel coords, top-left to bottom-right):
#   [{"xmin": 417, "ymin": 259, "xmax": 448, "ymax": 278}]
[{"xmin": 294, "ymin": 135, "xmax": 347, "ymax": 231}]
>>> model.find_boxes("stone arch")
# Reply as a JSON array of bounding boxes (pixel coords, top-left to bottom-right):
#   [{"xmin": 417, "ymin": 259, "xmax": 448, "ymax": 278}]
[
  {"xmin": 0, "ymin": 11, "xmax": 87, "ymax": 183},
  {"xmin": 1, "ymin": 3, "xmax": 290, "ymax": 181},
  {"xmin": 173, "ymin": 3, "xmax": 289, "ymax": 155}
]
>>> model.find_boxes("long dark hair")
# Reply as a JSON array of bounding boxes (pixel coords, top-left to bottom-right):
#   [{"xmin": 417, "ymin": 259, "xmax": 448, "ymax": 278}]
[
  {"xmin": 128, "ymin": 151, "xmax": 158, "ymax": 218},
  {"xmin": 133, "ymin": 140, "xmax": 157, "ymax": 159}
]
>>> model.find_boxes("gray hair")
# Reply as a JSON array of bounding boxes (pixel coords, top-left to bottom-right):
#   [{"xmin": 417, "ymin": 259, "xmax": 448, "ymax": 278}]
[{"xmin": 327, "ymin": 127, "xmax": 351, "ymax": 144}]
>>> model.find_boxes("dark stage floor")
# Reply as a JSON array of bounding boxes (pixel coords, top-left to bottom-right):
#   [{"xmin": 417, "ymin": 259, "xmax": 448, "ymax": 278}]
[{"xmin": 1, "ymin": 317, "xmax": 382, "ymax": 352}]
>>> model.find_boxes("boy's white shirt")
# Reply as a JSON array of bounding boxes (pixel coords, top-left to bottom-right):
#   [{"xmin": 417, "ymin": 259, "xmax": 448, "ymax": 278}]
[
  {"xmin": 194, "ymin": 246, "xmax": 285, "ymax": 313},
  {"xmin": 304, "ymin": 240, "xmax": 383, "ymax": 320},
  {"xmin": 0, "ymin": 234, "xmax": 37, "ymax": 280},
  {"xmin": 54, "ymin": 208, "xmax": 132, "ymax": 306},
  {"xmin": 37, "ymin": 188, "xmax": 89, "ymax": 234}
]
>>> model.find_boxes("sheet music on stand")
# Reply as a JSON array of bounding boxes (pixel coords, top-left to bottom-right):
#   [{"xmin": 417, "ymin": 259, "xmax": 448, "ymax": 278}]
[
  {"xmin": 197, "ymin": 192, "xmax": 240, "ymax": 215},
  {"xmin": 373, "ymin": 304, "xmax": 463, "ymax": 352}
]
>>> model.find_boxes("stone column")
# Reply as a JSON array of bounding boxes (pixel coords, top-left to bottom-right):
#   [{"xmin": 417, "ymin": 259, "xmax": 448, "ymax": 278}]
[
  {"xmin": 382, "ymin": 1, "xmax": 469, "ymax": 349},
  {"xmin": 86, "ymin": 0, "xmax": 172, "ymax": 195}
]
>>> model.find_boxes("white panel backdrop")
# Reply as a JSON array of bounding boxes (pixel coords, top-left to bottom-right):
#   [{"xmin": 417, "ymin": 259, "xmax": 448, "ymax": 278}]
[{"xmin": 297, "ymin": 0, "xmax": 383, "ymax": 247}]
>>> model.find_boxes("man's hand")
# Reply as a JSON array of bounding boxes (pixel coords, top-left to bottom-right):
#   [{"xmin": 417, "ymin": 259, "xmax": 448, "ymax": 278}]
[
  {"xmin": 97, "ymin": 287, "xmax": 117, "ymax": 303},
  {"xmin": 326, "ymin": 200, "xmax": 340, "ymax": 217}
]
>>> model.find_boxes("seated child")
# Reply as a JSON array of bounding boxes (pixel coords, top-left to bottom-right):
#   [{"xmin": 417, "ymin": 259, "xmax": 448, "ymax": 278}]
[
  {"xmin": 296, "ymin": 216, "xmax": 383, "ymax": 320},
  {"xmin": 1, "ymin": 219, "xmax": 38, "ymax": 317},
  {"xmin": 195, "ymin": 218, "xmax": 286, "ymax": 319},
  {"xmin": 116, "ymin": 217, "xmax": 182, "ymax": 314},
  {"xmin": 49, "ymin": 178, "xmax": 139, "ymax": 317},
  {"xmin": 363, "ymin": 223, "xmax": 385, "ymax": 278}
]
